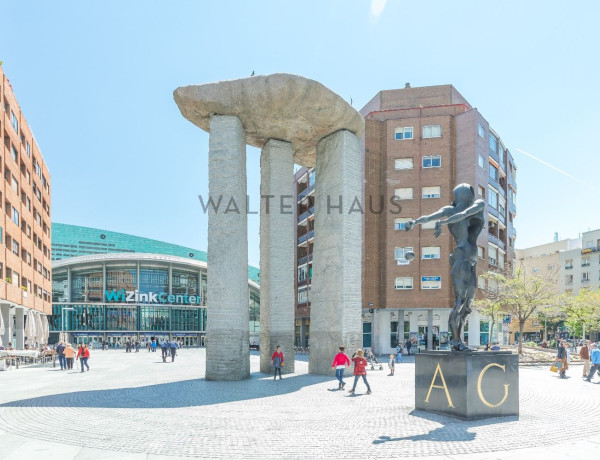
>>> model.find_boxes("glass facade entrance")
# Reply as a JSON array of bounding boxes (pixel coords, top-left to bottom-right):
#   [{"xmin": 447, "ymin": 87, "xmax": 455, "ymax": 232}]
[{"xmin": 50, "ymin": 254, "xmax": 259, "ymax": 345}]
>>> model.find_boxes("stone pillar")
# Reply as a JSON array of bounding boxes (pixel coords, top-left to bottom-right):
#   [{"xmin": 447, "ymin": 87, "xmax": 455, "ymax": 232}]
[
  {"xmin": 259, "ymin": 139, "xmax": 295, "ymax": 374},
  {"xmin": 310, "ymin": 130, "xmax": 362, "ymax": 375},
  {"xmin": 1, "ymin": 304, "xmax": 11, "ymax": 347},
  {"xmin": 469, "ymin": 310, "xmax": 481, "ymax": 347},
  {"xmin": 397, "ymin": 309, "xmax": 404, "ymax": 347},
  {"xmin": 427, "ymin": 309, "xmax": 433, "ymax": 351},
  {"xmin": 15, "ymin": 308, "xmax": 25, "ymax": 350},
  {"xmin": 205, "ymin": 115, "xmax": 249, "ymax": 381}
]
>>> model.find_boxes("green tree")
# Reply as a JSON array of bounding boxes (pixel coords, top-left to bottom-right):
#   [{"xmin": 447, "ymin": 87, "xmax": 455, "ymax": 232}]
[
  {"xmin": 473, "ymin": 281, "xmax": 505, "ymax": 345},
  {"xmin": 480, "ymin": 269, "xmax": 558, "ymax": 355},
  {"xmin": 564, "ymin": 289, "xmax": 600, "ymax": 340}
]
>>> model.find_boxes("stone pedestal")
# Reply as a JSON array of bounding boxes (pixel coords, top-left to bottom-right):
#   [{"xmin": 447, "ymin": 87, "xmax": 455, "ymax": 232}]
[
  {"xmin": 15, "ymin": 308, "xmax": 24, "ymax": 350},
  {"xmin": 259, "ymin": 139, "xmax": 295, "ymax": 374},
  {"xmin": 310, "ymin": 130, "xmax": 362, "ymax": 375},
  {"xmin": 415, "ymin": 351, "xmax": 519, "ymax": 420},
  {"xmin": 205, "ymin": 115, "xmax": 250, "ymax": 381}
]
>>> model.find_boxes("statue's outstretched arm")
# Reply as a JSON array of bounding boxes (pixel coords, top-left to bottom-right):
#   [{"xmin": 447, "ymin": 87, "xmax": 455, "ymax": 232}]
[
  {"xmin": 439, "ymin": 200, "xmax": 485, "ymax": 226},
  {"xmin": 405, "ymin": 206, "xmax": 453, "ymax": 231}
]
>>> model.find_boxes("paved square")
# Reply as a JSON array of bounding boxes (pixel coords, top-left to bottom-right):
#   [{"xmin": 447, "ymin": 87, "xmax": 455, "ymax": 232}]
[{"xmin": 1, "ymin": 350, "xmax": 599, "ymax": 459}]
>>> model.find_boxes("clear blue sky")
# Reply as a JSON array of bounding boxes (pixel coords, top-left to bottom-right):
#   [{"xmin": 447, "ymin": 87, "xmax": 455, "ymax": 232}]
[{"xmin": 2, "ymin": 0, "xmax": 599, "ymax": 266}]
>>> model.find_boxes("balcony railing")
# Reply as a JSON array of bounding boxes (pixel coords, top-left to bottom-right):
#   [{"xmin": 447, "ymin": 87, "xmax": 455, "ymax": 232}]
[
  {"xmin": 565, "ymin": 265, "xmax": 573, "ymax": 270},
  {"xmin": 298, "ymin": 230, "xmax": 314, "ymax": 245},
  {"xmin": 488, "ymin": 233, "xmax": 506, "ymax": 250},
  {"xmin": 298, "ymin": 254, "xmax": 313, "ymax": 266},
  {"xmin": 298, "ymin": 207, "xmax": 315, "ymax": 223},
  {"xmin": 298, "ymin": 183, "xmax": 315, "ymax": 201}
]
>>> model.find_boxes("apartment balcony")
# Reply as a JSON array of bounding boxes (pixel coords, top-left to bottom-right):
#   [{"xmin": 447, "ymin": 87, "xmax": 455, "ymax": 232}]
[
  {"xmin": 509, "ymin": 202, "xmax": 516, "ymax": 215},
  {"xmin": 298, "ymin": 183, "xmax": 315, "ymax": 201},
  {"xmin": 581, "ymin": 246, "xmax": 600, "ymax": 255},
  {"xmin": 298, "ymin": 229, "xmax": 314, "ymax": 246},
  {"xmin": 582, "ymin": 278, "xmax": 591, "ymax": 284},
  {"xmin": 489, "ymin": 147, "xmax": 500, "ymax": 164},
  {"xmin": 508, "ymin": 175, "xmax": 517, "ymax": 192},
  {"xmin": 488, "ymin": 177, "xmax": 506, "ymax": 198},
  {"xmin": 297, "ymin": 207, "xmax": 314, "ymax": 224},
  {"xmin": 565, "ymin": 264, "xmax": 573, "ymax": 270},
  {"xmin": 298, "ymin": 254, "xmax": 313, "ymax": 266},
  {"xmin": 487, "ymin": 205, "xmax": 499, "ymax": 219},
  {"xmin": 488, "ymin": 233, "xmax": 506, "ymax": 250}
]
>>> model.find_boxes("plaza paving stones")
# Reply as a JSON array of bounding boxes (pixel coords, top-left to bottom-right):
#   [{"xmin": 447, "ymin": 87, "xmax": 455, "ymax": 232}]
[{"xmin": 1, "ymin": 349, "xmax": 599, "ymax": 459}]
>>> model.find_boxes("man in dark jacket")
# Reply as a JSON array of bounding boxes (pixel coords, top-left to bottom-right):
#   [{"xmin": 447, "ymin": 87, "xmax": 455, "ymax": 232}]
[
  {"xmin": 56, "ymin": 341, "xmax": 66, "ymax": 370},
  {"xmin": 169, "ymin": 340, "xmax": 178, "ymax": 362},
  {"xmin": 160, "ymin": 340, "xmax": 169, "ymax": 362}
]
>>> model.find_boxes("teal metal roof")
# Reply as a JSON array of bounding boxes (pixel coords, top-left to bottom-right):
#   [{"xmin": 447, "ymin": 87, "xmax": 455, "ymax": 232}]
[{"xmin": 52, "ymin": 223, "xmax": 260, "ymax": 283}]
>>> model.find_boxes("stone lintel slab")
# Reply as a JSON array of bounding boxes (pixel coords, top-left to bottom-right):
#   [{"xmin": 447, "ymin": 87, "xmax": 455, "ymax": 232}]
[
  {"xmin": 173, "ymin": 74, "xmax": 364, "ymax": 168},
  {"xmin": 309, "ymin": 130, "xmax": 363, "ymax": 375},
  {"xmin": 259, "ymin": 139, "xmax": 295, "ymax": 374},
  {"xmin": 206, "ymin": 115, "xmax": 250, "ymax": 381}
]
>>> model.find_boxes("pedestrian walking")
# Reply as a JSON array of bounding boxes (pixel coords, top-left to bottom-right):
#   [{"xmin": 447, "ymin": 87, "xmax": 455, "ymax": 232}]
[
  {"xmin": 160, "ymin": 340, "xmax": 169, "ymax": 362},
  {"xmin": 586, "ymin": 343, "xmax": 600, "ymax": 383},
  {"xmin": 135, "ymin": 341, "xmax": 140, "ymax": 352},
  {"xmin": 388, "ymin": 354, "xmax": 395, "ymax": 376},
  {"xmin": 151, "ymin": 340, "xmax": 157, "ymax": 353},
  {"xmin": 77, "ymin": 343, "xmax": 90, "ymax": 372},
  {"xmin": 56, "ymin": 341, "xmax": 66, "ymax": 370},
  {"xmin": 169, "ymin": 340, "xmax": 178, "ymax": 362},
  {"xmin": 348, "ymin": 349, "xmax": 371, "ymax": 395},
  {"xmin": 580, "ymin": 340, "xmax": 592, "ymax": 378},
  {"xmin": 396, "ymin": 342, "xmax": 403, "ymax": 363},
  {"xmin": 556, "ymin": 340, "xmax": 569, "ymax": 379},
  {"xmin": 147, "ymin": 341, "xmax": 151, "ymax": 352},
  {"xmin": 64, "ymin": 343, "xmax": 75, "ymax": 370},
  {"xmin": 331, "ymin": 346, "xmax": 350, "ymax": 390},
  {"xmin": 271, "ymin": 345, "xmax": 284, "ymax": 380},
  {"xmin": 405, "ymin": 339, "xmax": 412, "ymax": 356}
]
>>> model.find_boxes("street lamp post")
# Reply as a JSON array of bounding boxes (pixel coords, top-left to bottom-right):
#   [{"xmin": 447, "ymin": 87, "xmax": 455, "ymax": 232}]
[{"xmin": 61, "ymin": 307, "xmax": 75, "ymax": 343}]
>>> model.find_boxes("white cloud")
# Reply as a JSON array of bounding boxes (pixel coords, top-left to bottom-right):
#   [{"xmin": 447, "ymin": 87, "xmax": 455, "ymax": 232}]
[{"xmin": 371, "ymin": 0, "xmax": 388, "ymax": 16}]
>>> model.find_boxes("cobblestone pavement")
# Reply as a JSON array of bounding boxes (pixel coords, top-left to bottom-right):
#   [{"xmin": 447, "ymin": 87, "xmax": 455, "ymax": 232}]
[{"xmin": 1, "ymin": 349, "xmax": 599, "ymax": 459}]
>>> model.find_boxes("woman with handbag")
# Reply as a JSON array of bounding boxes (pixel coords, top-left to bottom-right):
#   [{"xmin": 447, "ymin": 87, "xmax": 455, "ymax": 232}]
[{"xmin": 556, "ymin": 340, "xmax": 569, "ymax": 379}]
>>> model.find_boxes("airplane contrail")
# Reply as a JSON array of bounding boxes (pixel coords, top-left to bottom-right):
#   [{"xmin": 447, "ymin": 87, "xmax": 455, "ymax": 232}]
[{"xmin": 515, "ymin": 148, "xmax": 596, "ymax": 190}]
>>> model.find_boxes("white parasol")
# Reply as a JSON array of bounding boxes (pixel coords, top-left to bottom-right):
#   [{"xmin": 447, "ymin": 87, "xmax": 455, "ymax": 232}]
[
  {"xmin": 35, "ymin": 312, "xmax": 44, "ymax": 345},
  {"xmin": 25, "ymin": 310, "xmax": 36, "ymax": 346},
  {"xmin": 41, "ymin": 314, "xmax": 49, "ymax": 345},
  {"xmin": 0, "ymin": 310, "xmax": 4, "ymax": 347}
]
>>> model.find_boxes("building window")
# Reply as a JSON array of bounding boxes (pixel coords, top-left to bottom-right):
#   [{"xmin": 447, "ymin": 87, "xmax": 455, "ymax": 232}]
[
  {"xmin": 478, "ymin": 123, "xmax": 486, "ymax": 139},
  {"xmin": 489, "ymin": 163, "xmax": 498, "ymax": 181},
  {"xmin": 489, "ymin": 133, "xmax": 498, "ymax": 155},
  {"xmin": 394, "ymin": 217, "xmax": 412, "ymax": 231},
  {"xmin": 422, "ymin": 155, "xmax": 441, "ymax": 168},
  {"xmin": 395, "ymin": 247, "xmax": 413, "ymax": 265},
  {"xmin": 11, "ymin": 175, "xmax": 18, "ymax": 194},
  {"xmin": 11, "ymin": 144, "xmax": 18, "ymax": 162},
  {"xmin": 11, "ymin": 207, "xmax": 19, "ymax": 226},
  {"xmin": 478, "ymin": 186, "xmax": 485, "ymax": 197},
  {"xmin": 394, "ymin": 277, "xmax": 413, "ymax": 290},
  {"xmin": 298, "ymin": 265, "xmax": 308, "ymax": 282},
  {"xmin": 12, "ymin": 239, "xmax": 19, "ymax": 256},
  {"xmin": 498, "ymin": 251, "xmax": 505, "ymax": 270},
  {"xmin": 422, "ymin": 186, "xmax": 441, "ymax": 199},
  {"xmin": 477, "ymin": 246, "xmax": 485, "ymax": 259},
  {"xmin": 363, "ymin": 322, "xmax": 372, "ymax": 348},
  {"xmin": 565, "ymin": 274, "xmax": 573, "ymax": 284},
  {"xmin": 421, "ymin": 276, "xmax": 441, "ymax": 289},
  {"xmin": 422, "ymin": 125, "xmax": 441, "ymax": 138},
  {"xmin": 478, "ymin": 154, "xmax": 484, "ymax": 169},
  {"xmin": 422, "ymin": 247, "xmax": 440, "ymax": 259},
  {"xmin": 582, "ymin": 257, "xmax": 591, "ymax": 267},
  {"xmin": 582, "ymin": 272, "xmax": 590, "ymax": 283},
  {"xmin": 26, "ymin": 142, "xmax": 31, "ymax": 157},
  {"xmin": 10, "ymin": 110, "xmax": 18, "ymax": 134},
  {"xmin": 394, "ymin": 187, "xmax": 413, "ymax": 200},
  {"xmin": 488, "ymin": 188, "xmax": 498, "ymax": 209},
  {"xmin": 565, "ymin": 259, "xmax": 573, "ymax": 269},
  {"xmin": 395, "ymin": 126, "xmax": 414, "ymax": 140},
  {"xmin": 394, "ymin": 158, "xmax": 414, "ymax": 170},
  {"xmin": 488, "ymin": 245, "xmax": 497, "ymax": 266}
]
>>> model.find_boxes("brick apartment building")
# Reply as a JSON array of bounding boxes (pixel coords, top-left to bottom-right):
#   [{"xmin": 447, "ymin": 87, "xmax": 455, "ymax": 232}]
[
  {"xmin": 0, "ymin": 64, "xmax": 52, "ymax": 349},
  {"xmin": 294, "ymin": 84, "xmax": 518, "ymax": 353}
]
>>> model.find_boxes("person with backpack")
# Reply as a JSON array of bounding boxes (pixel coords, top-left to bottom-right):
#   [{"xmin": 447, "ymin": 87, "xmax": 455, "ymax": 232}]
[
  {"xmin": 348, "ymin": 349, "xmax": 371, "ymax": 395},
  {"xmin": 160, "ymin": 339, "xmax": 169, "ymax": 362},
  {"xmin": 56, "ymin": 341, "xmax": 66, "ymax": 370},
  {"xmin": 77, "ymin": 343, "xmax": 90, "ymax": 372}
]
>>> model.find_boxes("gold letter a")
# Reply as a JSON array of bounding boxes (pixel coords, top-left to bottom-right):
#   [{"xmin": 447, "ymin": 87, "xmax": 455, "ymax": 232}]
[{"xmin": 424, "ymin": 362, "xmax": 455, "ymax": 408}]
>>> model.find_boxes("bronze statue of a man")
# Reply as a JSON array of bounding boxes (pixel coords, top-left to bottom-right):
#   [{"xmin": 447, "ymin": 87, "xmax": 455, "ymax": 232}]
[{"xmin": 405, "ymin": 184, "xmax": 485, "ymax": 351}]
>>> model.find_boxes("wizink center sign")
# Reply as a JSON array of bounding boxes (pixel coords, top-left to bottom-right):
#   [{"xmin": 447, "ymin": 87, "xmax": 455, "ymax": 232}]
[{"xmin": 105, "ymin": 289, "xmax": 202, "ymax": 305}]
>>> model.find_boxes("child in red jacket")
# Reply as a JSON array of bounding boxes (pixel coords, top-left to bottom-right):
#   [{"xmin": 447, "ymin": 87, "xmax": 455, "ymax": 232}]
[
  {"xmin": 332, "ymin": 346, "xmax": 350, "ymax": 390},
  {"xmin": 348, "ymin": 349, "xmax": 371, "ymax": 395}
]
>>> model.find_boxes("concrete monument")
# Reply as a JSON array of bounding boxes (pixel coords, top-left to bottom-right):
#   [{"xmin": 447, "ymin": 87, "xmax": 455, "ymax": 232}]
[{"xmin": 174, "ymin": 74, "xmax": 364, "ymax": 379}]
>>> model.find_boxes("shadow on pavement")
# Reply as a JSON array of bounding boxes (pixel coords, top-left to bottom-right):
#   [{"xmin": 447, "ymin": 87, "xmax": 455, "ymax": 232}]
[
  {"xmin": 0, "ymin": 372, "xmax": 331, "ymax": 409},
  {"xmin": 372, "ymin": 409, "xmax": 518, "ymax": 444}
]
